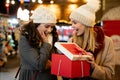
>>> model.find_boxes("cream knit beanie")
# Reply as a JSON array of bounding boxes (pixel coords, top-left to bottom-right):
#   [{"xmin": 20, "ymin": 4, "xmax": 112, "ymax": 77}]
[
  {"xmin": 69, "ymin": 0, "xmax": 101, "ymax": 27},
  {"xmin": 30, "ymin": 6, "xmax": 57, "ymax": 23}
]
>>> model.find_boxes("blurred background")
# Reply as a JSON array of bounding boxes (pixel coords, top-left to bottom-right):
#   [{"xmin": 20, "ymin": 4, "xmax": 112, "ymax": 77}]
[{"xmin": 0, "ymin": 0, "xmax": 120, "ymax": 80}]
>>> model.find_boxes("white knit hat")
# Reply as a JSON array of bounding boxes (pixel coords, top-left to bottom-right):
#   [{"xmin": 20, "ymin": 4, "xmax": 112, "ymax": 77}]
[
  {"xmin": 69, "ymin": 0, "xmax": 101, "ymax": 27},
  {"xmin": 30, "ymin": 6, "xmax": 57, "ymax": 23}
]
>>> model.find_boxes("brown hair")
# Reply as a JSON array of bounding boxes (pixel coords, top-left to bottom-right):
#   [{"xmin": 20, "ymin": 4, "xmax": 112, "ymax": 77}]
[
  {"xmin": 20, "ymin": 21, "xmax": 42, "ymax": 48},
  {"xmin": 20, "ymin": 21, "xmax": 58, "ymax": 50}
]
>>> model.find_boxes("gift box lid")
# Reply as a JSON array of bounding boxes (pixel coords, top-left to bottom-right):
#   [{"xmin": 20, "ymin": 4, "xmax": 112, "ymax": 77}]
[{"xmin": 54, "ymin": 42, "xmax": 91, "ymax": 60}]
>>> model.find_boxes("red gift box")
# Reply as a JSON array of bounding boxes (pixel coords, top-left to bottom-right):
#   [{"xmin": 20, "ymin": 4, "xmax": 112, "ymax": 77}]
[
  {"xmin": 54, "ymin": 42, "xmax": 91, "ymax": 60},
  {"xmin": 51, "ymin": 54, "xmax": 90, "ymax": 78}
]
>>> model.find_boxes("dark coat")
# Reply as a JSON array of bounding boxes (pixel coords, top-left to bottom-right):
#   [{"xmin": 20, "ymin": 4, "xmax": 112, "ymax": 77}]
[{"xmin": 18, "ymin": 36, "xmax": 57, "ymax": 80}]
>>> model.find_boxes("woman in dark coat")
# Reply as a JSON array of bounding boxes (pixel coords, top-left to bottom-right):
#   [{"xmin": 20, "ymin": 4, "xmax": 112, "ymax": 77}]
[{"xmin": 18, "ymin": 6, "xmax": 58, "ymax": 80}]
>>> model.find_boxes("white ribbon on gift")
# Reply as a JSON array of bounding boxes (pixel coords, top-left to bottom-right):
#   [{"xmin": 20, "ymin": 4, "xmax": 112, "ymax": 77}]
[
  {"xmin": 79, "ymin": 52, "xmax": 84, "ymax": 77},
  {"xmin": 81, "ymin": 61, "xmax": 84, "ymax": 77},
  {"xmin": 57, "ymin": 59, "xmax": 62, "ymax": 75}
]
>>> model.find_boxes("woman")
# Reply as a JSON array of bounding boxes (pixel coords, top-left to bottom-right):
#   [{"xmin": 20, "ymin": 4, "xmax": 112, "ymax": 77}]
[
  {"xmin": 18, "ymin": 6, "xmax": 58, "ymax": 80},
  {"xmin": 63, "ymin": 0, "xmax": 115, "ymax": 80}
]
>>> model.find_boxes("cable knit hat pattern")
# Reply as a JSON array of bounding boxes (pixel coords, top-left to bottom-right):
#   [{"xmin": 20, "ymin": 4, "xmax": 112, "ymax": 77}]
[
  {"xmin": 30, "ymin": 6, "xmax": 57, "ymax": 23},
  {"xmin": 69, "ymin": 0, "xmax": 101, "ymax": 27}
]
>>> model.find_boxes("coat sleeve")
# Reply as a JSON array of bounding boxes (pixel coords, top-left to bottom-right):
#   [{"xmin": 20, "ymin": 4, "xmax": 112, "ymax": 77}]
[
  {"xmin": 91, "ymin": 36, "xmax": 115, "ymax": 80},
  {"xmin": 19, "ymin": 36, "xmax": 51, "ymax": 71}
]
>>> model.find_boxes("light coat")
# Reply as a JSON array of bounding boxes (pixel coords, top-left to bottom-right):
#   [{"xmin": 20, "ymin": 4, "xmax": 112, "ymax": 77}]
[{"xmin": 91, "ymin": 36, "xmax": 115, "ymax": 80}]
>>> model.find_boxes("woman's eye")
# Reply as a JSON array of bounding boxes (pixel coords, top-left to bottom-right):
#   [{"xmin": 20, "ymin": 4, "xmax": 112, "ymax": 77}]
[
  {"xmin": 50, "ymin": 26, "xmax": 54, "ymax": 29},
  {"xmin": 72, "ymin": 21, "xmax": 77, "ymax": 24},
  {"xmin": 45, "ymin": 25, "xmax": 54, "ymax": 29},
  {"xmin": 45, "ymin": 25, "xmax": 50, "ymax": 28},
  {"xmin": 74, "ymin": 22, "xmax": 77, "ymax": 24}
]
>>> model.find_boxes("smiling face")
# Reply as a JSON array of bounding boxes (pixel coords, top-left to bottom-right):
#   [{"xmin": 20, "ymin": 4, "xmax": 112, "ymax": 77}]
[
  {"xmin": 70, "ymin": 19, "xmax": 85, "ymax": 36},
  {"xmin": 37, "ymin": 23, "xmax": 55, "ymax": 36}
]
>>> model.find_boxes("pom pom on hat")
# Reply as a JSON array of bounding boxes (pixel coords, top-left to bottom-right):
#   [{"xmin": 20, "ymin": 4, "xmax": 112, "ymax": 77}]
[
  {"xmin": 69, "ymin": 0, "xmax": 101, "ymax": 27},
  {"xmin": 30, "ymin": 6, "xmax": 57, "ymax": 23}
]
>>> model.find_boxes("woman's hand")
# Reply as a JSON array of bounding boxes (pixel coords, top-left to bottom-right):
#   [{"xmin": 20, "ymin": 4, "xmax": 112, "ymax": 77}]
[
  {"xmin": 45, "ymin": 60, "xmax": 51, "ymax": 70},
  {"xmin": 39, "ymin": 31, "xmax": 48, "ymax": 43},
  {"xmin": 86, "ymin": 52, "xmax": 95, "ymax": 69},
  {"xmin": 68, "ymin": 37, "xmax": 73, "ymax": 42}
]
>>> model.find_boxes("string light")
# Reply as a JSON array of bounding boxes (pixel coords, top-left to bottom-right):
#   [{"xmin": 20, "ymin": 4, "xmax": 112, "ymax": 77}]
[
  {"xmin": 38, "ymin": 0, "xmax": 43, "ymax": 4},
  {"xmin": 31, "ymin": 0, "xmax": 54, "ymax": 4},
  {"xmin": 5, "ymin": 0, "xmax": 15, "ymax": 14},
  {"xmin": 5, "ymin": 3, "xmax": 10, "ymax": 8},
  {"xmin": 50, "ymin": 0, "xmax": 54, "ymax": 4},
  {"xmin": 5, "ymin": 0, "xmax": 15, "ymax": 5},
  {"xmin": 6, "ymin": 0, "xmax": 10, "ymax": 4},
  {"xmin": 32, "ymin": 0, "xmax": 36, "ymax": 3},
  {"xmin": 11, "ymin": 0, "xmax": 15, "ymax": 5}
]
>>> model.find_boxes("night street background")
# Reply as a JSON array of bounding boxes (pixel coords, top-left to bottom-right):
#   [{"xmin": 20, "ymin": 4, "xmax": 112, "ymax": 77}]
[{"xmin": 0, "ymin": 0, "xmax": 20, "ymax": 15}]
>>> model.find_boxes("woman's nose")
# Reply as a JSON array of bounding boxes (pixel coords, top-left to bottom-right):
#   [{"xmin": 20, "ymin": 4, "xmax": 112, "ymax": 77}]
[
  {"xmin": 71, "ymin": 24, "xmax": 75, "ymax": 28},
  {"xmin": 47, "ymin": 28, "xmax": 53, "ymax": 33}
]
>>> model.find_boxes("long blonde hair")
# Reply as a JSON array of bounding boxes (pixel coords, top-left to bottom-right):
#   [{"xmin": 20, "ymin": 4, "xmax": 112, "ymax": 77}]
[{"xmin": 73, "ymin": 27, "xmax": 96, "ymax": 52}]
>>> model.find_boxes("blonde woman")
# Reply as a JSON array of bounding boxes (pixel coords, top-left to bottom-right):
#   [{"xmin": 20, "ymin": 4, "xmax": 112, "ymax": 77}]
[{"xmin": 63, "ymin": 0, "xmax": 115, "ymax": 80}]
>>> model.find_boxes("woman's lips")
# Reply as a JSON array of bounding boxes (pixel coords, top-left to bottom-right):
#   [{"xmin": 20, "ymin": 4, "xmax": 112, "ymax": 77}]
[{"xmin": 76, "ymin": 28, "xmax": 79, "ymax": 31}]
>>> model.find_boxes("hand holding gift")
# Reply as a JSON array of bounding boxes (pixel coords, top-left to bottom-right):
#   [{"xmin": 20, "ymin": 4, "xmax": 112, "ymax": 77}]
[
  {"xmin": 85, "ymin": 52, "xmax": 95, "ymax": 69},
  {"xmin": 45, "ymin": 60, "xmax": 51, "ymax": 70}
]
